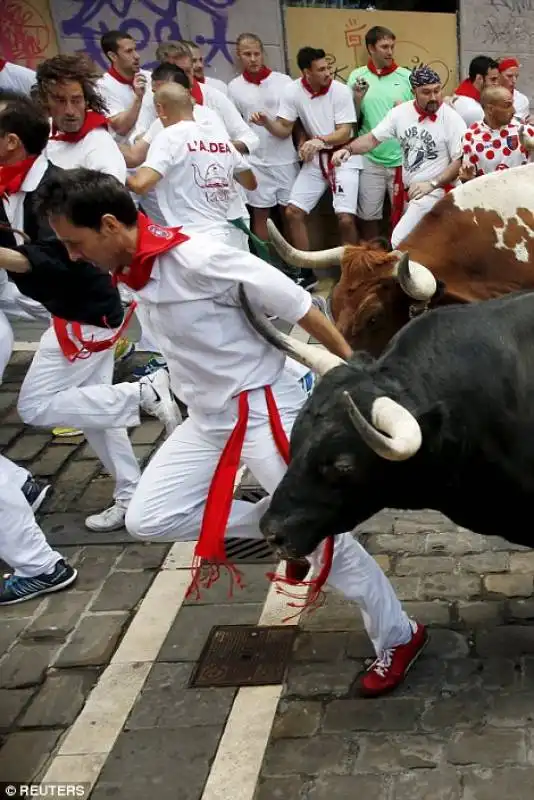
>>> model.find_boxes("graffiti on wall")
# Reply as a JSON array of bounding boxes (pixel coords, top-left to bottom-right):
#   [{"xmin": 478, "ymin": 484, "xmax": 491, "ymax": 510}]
[
  {"xmin": 56, "ymin": 0, "xmax": 237, "ymax": 70},
  {"xmin": 1, "ymin": 0, "xmax": 57, "ymax": 67}
]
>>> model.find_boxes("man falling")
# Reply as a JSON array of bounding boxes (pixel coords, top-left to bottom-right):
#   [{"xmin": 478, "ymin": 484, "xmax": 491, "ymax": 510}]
[{"xmin": 35, "ymin": 166, "xmax": 427, "ymax": 698}]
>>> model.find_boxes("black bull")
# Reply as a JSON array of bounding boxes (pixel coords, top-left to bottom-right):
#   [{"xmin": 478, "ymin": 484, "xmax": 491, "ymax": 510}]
[{"xmin": 240, "ymin": 286, "xmax": 534, "ymax": 559}]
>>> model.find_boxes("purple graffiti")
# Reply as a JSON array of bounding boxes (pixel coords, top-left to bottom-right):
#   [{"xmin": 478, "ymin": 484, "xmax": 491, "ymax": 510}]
[{"xmin": 58, "ymin": 0, "xmax": 237, "ymax": 70}]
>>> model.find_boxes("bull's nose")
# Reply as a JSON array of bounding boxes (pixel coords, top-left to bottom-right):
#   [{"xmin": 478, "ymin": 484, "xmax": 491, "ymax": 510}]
[{"xmin": 265, "ymin": 533, "xmax": 297, "ymax": 561}]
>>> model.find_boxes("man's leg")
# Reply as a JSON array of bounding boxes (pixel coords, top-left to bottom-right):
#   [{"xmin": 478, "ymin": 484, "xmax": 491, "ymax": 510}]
[
  {"xmin": 357, "ymin": 157, "xmax": 389, "ymax": 241},
  {"xmin": 391, "ymin": 193, "xmax": 441, "ymax": 248},
  {"xmin": 333, "ymin": 162, "xmax": 361, "ymax": 245},
  {"xmin": 0, "ymin": 462, "xmax": 77, "ymax": 605}
]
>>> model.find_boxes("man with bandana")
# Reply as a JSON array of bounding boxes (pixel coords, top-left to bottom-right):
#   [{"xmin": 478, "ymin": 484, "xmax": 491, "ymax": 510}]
[{"xmin": 333, "ymin": 65, "xmax": 466, "ymax": 247}]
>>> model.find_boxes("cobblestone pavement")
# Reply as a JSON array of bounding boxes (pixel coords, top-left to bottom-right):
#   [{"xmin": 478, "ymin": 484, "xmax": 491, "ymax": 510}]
[{"xmin": 2, "ymin": 343, "xmax": 534, "ymax": 799}]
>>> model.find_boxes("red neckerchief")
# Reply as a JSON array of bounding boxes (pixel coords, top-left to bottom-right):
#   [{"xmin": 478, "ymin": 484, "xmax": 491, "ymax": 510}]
[
  {"xmin": 190, "ymin": 79, "xmax": 204, "ymax": 105},
  {"xmin": 414, "ymin": 101, "xmax": 438, "ymax": 123},
  {"xmin": 0, "ymin": 156, "xmax": 38, "ymax": 197},
  {"xmin": 108, "ymin": 65, "xmax": 134, "ymax": 86},
  {"xmin": 114, "ymin": 213, "xmax": 189, "ymax": 291},
  {"xmin": 455, "ymin": 78, "xmax": 480, "ymax": 102},
  {"xmin": 0, "ymin": 59, "xmax": 6, "ymax": 71},
  {"xmin": 367, "ymin": 59, "xmax": 399, "ymax": 77},
  {"xmin": 186, "ymin": 387, "xmax": 335, "ymax": 622},
  {"xmin": 301, "ymin": 77, "xmax": 332, "ymax": 98},
  {"xmin": 50, "ymin": 111, "xmax": 108, "ymax": 143},
  {"xmin": 243, "ymin": 66, "xmax": 272, "ymax": 85}
]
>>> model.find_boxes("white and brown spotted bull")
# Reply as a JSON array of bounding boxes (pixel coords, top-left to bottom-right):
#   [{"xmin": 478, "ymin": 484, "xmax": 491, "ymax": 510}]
[{"xmin": 268, "ymin": 163, "xmax": 534, "ymax": 356}]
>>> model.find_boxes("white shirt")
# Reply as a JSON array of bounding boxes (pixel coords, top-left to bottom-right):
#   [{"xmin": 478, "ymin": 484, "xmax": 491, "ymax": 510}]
[
  {"xmin": 2, "ymin": 155, "xmax": 49, "ymax": 245},
  {"xmin": 97, "ymin": 69, "xmax": 152, "ymax": 143},
  {"xmin": 277, "ymin": 78, "xmax": 361, "ymax": 168},
  {"xmin": 0, "ymin": 61, "xmax": 35, "ymax": 95},
  {"xmin": 462, "ymin": 119, "xmax": 531, "ymax": 176},
  {"xmin": 45, "ymin": 128, "xmax": 127, "ymax": 183},
  {"xmin": 372, "ymin": 101, "xmax": 466, "ymax": 186},
  {"xmin": 205, "ymin": 76, "xmax": 227, "ymax": 96},
  {"xmin": 136, "ymin": 233, "xmax": 312, "ymax": 413},
  {"xmin": 514, "ymin": 89, "xmax": 530, "ymax": 123},
  {"xmin": 451, "ymin": 94, "xmax": 483, "ymax": 127},
  {"xmin": 228, "ymin": 72, "xmax": 298, "ymax": 167},
  {"xmin": 144, "ymin": 119, "xmax": 249, "ymax": 232}
]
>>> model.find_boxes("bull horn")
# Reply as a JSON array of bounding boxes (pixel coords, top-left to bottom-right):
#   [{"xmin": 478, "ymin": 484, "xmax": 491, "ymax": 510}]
[
  {"xmin": 342, "ymin": 392, "xmax": 422, "ymax": 461},
  {"xmin": 394, "ymin": 252, "xmax": 437, "ymax": 301},
  {"xmin": 266, "ymin": 218, "xmax": 344, "ymax": 270},
  {"xmin": 238, "ymin": 284, "xmax": 345, "ymax": 377}
]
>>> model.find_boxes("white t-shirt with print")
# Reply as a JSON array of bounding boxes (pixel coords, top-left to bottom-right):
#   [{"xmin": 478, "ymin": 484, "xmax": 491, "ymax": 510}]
[
  {"xmin": 143, "ymin": 119, "xmax": 249, "ymax": 232},
  {"xmin": 97, "ymin": 69, "xmax": 152, "ymax": 143},
  {"xmin": 372, "ymin": 100, "xmax": 466, "ymax": 187},
  {"xmin": 45, "ymin": 128, "xmax": 127, "ymax": 183},
  {"xmin": 462, "ymin": 119, "xmax": 532, "ymax": 175},
  {"xmin": 228, "ymin": 72, "xmax": 297, "ymax": 167},
  {"xmin": 277, "ymin": 78, "xmax": 361, "ymax": 168},
  {"xmin": 0, "ymin": 62, "xmax": 35, "ymax": 95}
]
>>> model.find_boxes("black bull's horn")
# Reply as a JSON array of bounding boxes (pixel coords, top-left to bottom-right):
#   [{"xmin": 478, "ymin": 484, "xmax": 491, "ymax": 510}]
[
  {"xmin": 266, "ymin": 220, "xmax": 437, "ymax": 302},
  {"xmin": 238, "ymin": 285, "xmax": 422, "ymax": 461}
]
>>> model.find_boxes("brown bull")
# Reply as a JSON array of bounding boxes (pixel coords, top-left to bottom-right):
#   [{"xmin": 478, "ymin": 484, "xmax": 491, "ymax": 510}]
[{"xmin": 268, "ymin": 164, "xmax": 534, "ymax": 355}]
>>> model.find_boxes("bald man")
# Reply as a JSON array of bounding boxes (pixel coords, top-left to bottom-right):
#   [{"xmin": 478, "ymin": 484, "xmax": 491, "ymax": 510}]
[
  {"xmin": 460, "ymin": 85, "xmax": 533, "ymax": 180},
  {"xmin": 126, "ymin": 84, "xmax": 257, "ymax": 248}
]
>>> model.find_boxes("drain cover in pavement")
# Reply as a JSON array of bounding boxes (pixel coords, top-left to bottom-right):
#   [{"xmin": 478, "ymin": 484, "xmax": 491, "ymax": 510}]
[
  {"xmin": 190, "ymin": 625, "xmax": 297, "ymax": 687},
  {"xmin": 224, "ymin": 537, "xmax": 275, "ymax": 563}
]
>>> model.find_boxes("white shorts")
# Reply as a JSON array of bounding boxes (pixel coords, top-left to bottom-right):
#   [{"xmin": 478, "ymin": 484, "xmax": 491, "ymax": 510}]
[
  {"xmin": 246, "ymin": 162, "xmax": 300, "ymax": 209},
  {"xmin": 390, "ymin": 190, "xmax": 443, "ymax": 248},
  {"xmin": 357, "ymin": 156, "xmax": 396, "ymax": 221},
  {"xmin": 289, "ymin": 159, "xmax": 360, "ymax": 215}
]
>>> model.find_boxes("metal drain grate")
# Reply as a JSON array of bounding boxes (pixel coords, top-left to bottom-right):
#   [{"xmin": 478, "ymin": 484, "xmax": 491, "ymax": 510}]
[
  {"xmin": 190, "ymin": 625, "xmax": 297, "ymax": 687},
  {"xmin": 224, "ymin": 537, "xmax": 275, "ymax": 563}
]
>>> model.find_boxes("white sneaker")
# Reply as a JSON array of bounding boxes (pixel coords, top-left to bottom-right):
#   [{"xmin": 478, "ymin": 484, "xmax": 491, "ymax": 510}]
[
  {"xmin": 85, "ymin": 503, "xmax": 127, "ymax": 532},
  {"xmin": 139, "ymin": 368, "xmax": 181, "ymax": 435}
]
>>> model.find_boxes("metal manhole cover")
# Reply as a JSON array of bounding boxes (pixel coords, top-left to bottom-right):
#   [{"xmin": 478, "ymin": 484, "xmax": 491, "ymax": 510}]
[{"xmin": 190, "ymin": 625, "xmax": 297, "ymax": 687}]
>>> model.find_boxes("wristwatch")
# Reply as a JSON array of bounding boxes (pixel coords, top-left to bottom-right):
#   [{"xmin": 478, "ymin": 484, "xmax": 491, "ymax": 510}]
[{"xmin": 430, "ymin": 180, "xmax": 440, "ymax": 189}]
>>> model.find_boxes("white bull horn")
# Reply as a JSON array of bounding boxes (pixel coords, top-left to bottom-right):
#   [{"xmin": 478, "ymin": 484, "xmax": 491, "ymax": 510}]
[
  {"xmin": 267, "ymin": 218, "xmax": 344, "ymax": 270},
  {"xmin": 342, "ymin": 392, "xmax": 422, "ymax": 461},
  {"xmin": 238, "ymin": 284, "xmax": 345, "ymax": 377},
  {"xmin": 394, "ymin": 251, "xmax": 437, "ymax": 301}
]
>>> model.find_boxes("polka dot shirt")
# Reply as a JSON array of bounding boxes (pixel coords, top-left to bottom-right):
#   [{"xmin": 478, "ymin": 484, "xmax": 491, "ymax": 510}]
[{"xmin": 461, "ymin": 120, "xmax": 532, "ymax": 176}]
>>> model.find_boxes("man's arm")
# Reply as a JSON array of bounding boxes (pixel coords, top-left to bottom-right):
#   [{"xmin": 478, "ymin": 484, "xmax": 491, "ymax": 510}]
[
  {"xmin": 408, "ymin": 159, "xmax": 462, "ymax": 201},
  {"xmin": 235, "ymin": 168, "xmax": 257, "ymax": 191},
  {"xmin": 119, "ymin": 138, "xmax": 150, "ymax": 168},
  {"xmin": 105, "ymin": 74, "xmax": 147, "ymax": 138},
  {"xmin": 126, "ymin": 167, "xmax": 161, "ymax": 196},
  {"xmin": 210, "ymin": 90, "xmax": 260, "ymax": 154},
  {"xmin": 298, "ymin": 305, "xmax": 352, "ymax": 360},
  {"xmin": 0, "ymin": 248, "xmax": 31, "ymax": 273}
]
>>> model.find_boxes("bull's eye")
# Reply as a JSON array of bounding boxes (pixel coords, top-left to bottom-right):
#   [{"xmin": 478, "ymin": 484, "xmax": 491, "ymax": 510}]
[{"xmin": 368, "ymin": 315, "xmax": 378, "ymax": 327}]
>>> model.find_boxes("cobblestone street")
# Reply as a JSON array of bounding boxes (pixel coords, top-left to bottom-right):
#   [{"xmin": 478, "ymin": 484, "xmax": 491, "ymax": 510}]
[{"xmin": 2, "ymin": 344, "xmax": 534, "ymax": 799}]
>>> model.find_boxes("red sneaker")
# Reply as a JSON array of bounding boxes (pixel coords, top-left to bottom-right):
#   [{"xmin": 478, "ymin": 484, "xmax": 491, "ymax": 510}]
[{"xmin": 359, "ymin": 621, "xmax": 428, "ymax": 697}]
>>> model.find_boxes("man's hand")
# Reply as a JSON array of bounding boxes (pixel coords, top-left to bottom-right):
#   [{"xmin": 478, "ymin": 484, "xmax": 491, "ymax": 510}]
[
  {"xmin": 133, "ymin": 73, "xmax": 147, "ymax": 99},
  {"xmin": 459, "ymin": 163, "xmax": 476, "ymax": 182},
  {"xmin": 298, "ymin": 138, "xmax": 325, "ymax": 162},
  {"xmin": 331, "ymin": 147, "xmax": 351, "ymax": 167},
  {"xmin": 249, "ymin": 111, "xmax": 269, "ymax": 127},
  {"xmin": 408, "ymin": 181, "xmax": 434, "ymax": 201},
  {"xmin": 519, "ymin": 124, "xmax": 534, "ymax": 152},
  {"xmin": 352, "ymin": 77, "xmax": 369, "ymax": 101}
]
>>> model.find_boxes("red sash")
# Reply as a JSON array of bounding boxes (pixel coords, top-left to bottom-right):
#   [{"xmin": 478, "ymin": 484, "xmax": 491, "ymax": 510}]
[
  {"xmin": 0, "ymin": 59, "xmax": 6, "ymax": 71},
  {"xmin": 115, "ymin": 213, "xmax": 189, "ymax": 291},
  {"xmin": 186, "ymin": 387, "xmax": 335, "ymax": 619},
  {"xmin": 454, "ymin": 79, "xmax": 480, "ymax": 102},
  {"xmin": 0, "ymin": 156, "xmax": 38, "ymax": 197},
  {"xmin": 190, "ymin": 79, "xmax": 204, "ymax": 105},
  {"xmin": 318, "ymin": 144, "xmax": 347, "ymax": 194},
  {"xmin": 367, "ymin": 59, "xmax": 399, "ymax": 77},
  {"xmin": 108, "ymin": 65, "xmax": 134, "ymax": 86},
  {"xmin": 50, "ymin": 111, "xmax": 108, "ymax": 143},
  {"xmin": 391, "ymin": 170, "xmax": 454, "ymax": 231},
  {"xmin": 52, "ymin": 303, "xmax": 136, "ymax": 362},
  {"xmin": 243, "ymin": 66, "xmax": 272, "ymax": 85}
]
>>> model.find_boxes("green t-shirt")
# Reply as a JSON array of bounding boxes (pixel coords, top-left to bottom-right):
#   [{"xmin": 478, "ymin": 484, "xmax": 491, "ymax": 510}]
[{"xmin": 347, "ymin": 66, "xmax": 413, "ymax": 168}]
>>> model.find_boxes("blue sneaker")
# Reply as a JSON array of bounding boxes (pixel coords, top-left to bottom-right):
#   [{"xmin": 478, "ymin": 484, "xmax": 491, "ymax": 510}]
[
  {"xmin": 21, "ymin": 477, "xmax": 51, "ymax": 513},
  {"xmin": 0, "ymin": 559, "xmax": 77, "ymax": 605},
  {"xmin": 133, "ymin": 355, "xmax": 169, "ymax": 380},
  {"xmin": 300, "ymin": 371, "xmax": 315, "ymax": 398}
]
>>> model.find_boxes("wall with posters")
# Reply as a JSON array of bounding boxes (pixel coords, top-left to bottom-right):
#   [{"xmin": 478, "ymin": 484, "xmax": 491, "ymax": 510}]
[{"xmin": 285, "ymin": 7, "xmax": 458, "ymax": 93}]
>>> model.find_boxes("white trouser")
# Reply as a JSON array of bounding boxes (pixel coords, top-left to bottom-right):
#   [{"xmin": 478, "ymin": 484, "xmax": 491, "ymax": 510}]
[
  {"xmin": 391, "ymin": 190, "xmax": 443, "ymax": 248},
  {"xmin": 135, "ymin": 301, "xmax": 163, "ymax": 354},
  {"xmin": 0, "ymin": 454, "xmax": 28, "ymax": 489},
  {"xmin": 0, "ymin": 270, "xmax": 50, "ymax": 323},
  {"xmin": 0, "ymin": 457, "xmax": 60, "ymax": 576},
  {"xmin": 0, "ymin": 310, "xmax": 14, "ymax": 384},
  {"xmin": 17, "ymin": 325, "xmax": 141, "ymax": 506},
  {"xmin": 126, "ymin": 370, "xmax": 411, "ymax": 654}
]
